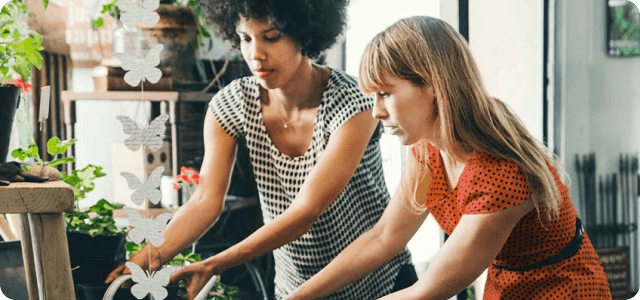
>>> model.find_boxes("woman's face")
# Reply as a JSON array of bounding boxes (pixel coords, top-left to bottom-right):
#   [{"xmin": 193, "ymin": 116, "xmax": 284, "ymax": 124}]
[
  {"xmin": 236, "ymin": 17, "xmax": 304, "ymax": 90},
  {"xmin": 371, "ymin": 71, "xmax": 439, "ymax": 145}
]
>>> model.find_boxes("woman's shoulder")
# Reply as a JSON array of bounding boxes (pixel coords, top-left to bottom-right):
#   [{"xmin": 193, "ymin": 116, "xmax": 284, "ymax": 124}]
[
  {"xmin": 325, "ymin": 69, "xmax": 370, "ymax": 100},
  {"xmin": 213, "ymin": 76, "xmax": 259, "ymax": 101},
  {"xmin": 457, "ymin": 152, "xmax": 531, "ymax": 213}
]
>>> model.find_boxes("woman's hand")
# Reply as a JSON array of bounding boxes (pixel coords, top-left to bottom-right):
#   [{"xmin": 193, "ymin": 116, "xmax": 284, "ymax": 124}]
[
  {"xmin": 105, "ymin": 243, "xmax": 163, "ymax": 285},
  {"xmin": 170, "ymin": 261, "xmax": 216, "ymax": 300}
]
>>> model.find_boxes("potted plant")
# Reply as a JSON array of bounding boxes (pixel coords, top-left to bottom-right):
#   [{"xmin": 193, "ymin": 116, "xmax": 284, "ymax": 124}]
[{"xmin": 0, "ymin": 0, "xmax": 44, "ymax": 163}]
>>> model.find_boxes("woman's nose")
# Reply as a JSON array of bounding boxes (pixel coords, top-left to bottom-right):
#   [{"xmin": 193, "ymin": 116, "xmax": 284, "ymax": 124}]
[
  {"xmin": 250, "ymin": 40, "xmax": 266, "ymax": 61},
  {"xmin": 372, "ymin": 97, "xmax": 388, "ymax": 120}
]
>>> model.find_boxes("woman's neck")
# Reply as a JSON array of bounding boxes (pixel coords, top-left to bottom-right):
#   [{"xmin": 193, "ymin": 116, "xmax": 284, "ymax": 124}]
[{"xmin": 267, "ymin": 61, "xmax": 327, "ymax": 111}]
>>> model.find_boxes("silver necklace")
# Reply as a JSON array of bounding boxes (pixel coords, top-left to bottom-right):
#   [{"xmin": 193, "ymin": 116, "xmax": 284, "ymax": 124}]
[{"xmin": 277, "ymin": 107, "xmax": 304, "ymax": 129}]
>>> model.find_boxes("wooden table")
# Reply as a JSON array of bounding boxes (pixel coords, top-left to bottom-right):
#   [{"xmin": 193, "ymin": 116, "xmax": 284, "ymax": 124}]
[{"xmin": 0, "ymin": 181, "xmax": 76, "ymax": 300}]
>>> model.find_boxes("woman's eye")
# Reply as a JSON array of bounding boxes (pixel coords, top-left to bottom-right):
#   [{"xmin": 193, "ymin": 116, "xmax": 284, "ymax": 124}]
[
  {"xmin": 377, "ymin": 92, "xmax": 389, "ymax": 98},
  {"xmin": 265, "ymin": 34, "xmax": 281, "ymax": 42}
]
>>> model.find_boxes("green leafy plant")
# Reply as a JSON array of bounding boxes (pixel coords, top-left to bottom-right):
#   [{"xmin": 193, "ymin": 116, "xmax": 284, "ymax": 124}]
[
  {"xmin": 611, "ymin": 3, "xmax": 640, "ymax": 56},
  {"xmin": 64, "ymin": 199, "xmax": 127, "ymax": 237},
  {"xmin": 11, "ymin": 137, "xmax": 108, "ymax": 203},
  {"xmin": 0, "ymin": 0, "xmax": 44, "ymax": 84},
  {"xmin": 171, "ymin": 0, "xmax": 213, "ymax": 49}
]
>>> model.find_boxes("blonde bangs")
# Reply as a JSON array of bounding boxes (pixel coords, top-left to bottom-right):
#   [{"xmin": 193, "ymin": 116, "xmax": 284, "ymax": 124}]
[{"xmin": 358, "ymin": 36, "xmax": 389, "ymax": 94}]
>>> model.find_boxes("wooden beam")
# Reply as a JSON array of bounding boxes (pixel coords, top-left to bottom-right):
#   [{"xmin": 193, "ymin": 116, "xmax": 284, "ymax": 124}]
[{"xmin": 0, "ymin": 181, "xmax": 74, "ymax": 214}]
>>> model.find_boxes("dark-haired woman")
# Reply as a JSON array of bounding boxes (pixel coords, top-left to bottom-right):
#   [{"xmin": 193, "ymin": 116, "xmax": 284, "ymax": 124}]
[{"xmin": 106, "ymin": 1, "xmax": 415, "ymax": 299}]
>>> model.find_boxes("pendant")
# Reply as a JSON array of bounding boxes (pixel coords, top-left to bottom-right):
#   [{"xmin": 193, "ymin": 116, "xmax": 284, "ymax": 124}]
[{"xmin": 284, "ymin": 123, "xmax": 288, "ymax": 129}]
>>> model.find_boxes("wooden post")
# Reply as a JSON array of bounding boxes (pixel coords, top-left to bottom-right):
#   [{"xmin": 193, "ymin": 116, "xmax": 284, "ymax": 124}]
[
  {"xmin": 28, "ymin": 213, "xmax": 75, "ymax": 300},
  {"xmin": 18, "ymin": 213, "xmax": 39, "ymax": 300}
]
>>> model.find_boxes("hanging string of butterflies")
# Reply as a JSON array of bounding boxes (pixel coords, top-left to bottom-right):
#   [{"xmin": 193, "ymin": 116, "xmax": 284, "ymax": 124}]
[{"xmin": 113, "ymin": 0, "xmax": 177, "ymax": 298}]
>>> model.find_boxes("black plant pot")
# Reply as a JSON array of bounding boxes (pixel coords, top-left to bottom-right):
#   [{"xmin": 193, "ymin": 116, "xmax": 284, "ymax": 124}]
[
  {"xmin": 0, "ymin": 85, "xmax": 21, "ymax": 163},
  {"xmin": 66, "ymin": 232, "xmax": 127, "ymax": 285},
  {"xmin": 79, "ymin": 282, "xmax": 182, "ymax": 300}
]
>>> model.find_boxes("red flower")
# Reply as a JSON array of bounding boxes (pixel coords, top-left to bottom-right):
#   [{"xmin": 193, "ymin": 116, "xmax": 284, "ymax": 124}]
[
  {"xmin": 7, "ymin": 75, "xmax": 31, "ymax": 93},
  {"xmin": 173, "ymin": 166, "xmax": 200, "ymax": 190}
]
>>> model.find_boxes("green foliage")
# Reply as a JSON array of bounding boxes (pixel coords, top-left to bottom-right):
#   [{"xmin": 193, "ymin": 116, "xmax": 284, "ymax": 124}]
[
  {"xmin": 64, "ymin": 199, "xmax": 127, "ymax": 237},
  {"xmin": 11, "ymin": 137, "xmax": 108, "ymax": 203},
  {"xmin": 171, "ymin": 0, "xmax": 213, "ymax": 50},
  {"xmin": 90, "ymin": 0, "xmax": 119, "ymax": 29},
  {"xmin": 60, "ymin": 164, "xmax": 107, "ymax": 203},
  {"xmin": 466, "ymin": 285, "xmax": 475, "ymax": 300},
  {"xmin": 0, "ymin": 0, "xmax": 44, "ymax": 83},
  {"xmin": 612, "ymin": 4, "xmax": 640, "ymax": 56},
  {"xmin": 209, "ymin": 281, "xmax": 239, "ymax": 300},
  {"xmin": 11, "ymin": 137, "xmax": 76, "ymax": 168}
]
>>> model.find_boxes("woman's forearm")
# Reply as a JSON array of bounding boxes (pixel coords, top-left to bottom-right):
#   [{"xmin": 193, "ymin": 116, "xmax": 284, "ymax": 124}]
[
  {"xmin": 204, "ymin": 203, "xmax": 318, "ymax": 273},
  {"xmin": 290, "ymin": 228, "xmax": 405, "ymax": 300},
  {"xmin": 156, "ymin": 188, "xmax": 225, "ymax": 264}
]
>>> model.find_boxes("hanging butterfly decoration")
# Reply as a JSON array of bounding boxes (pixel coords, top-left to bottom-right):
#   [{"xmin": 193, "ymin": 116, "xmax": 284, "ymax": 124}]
[
  {"xmin": 126, "ymin": 262, "xmax": 177, "ymax": 300},
  {"xmin": 118, "ymin": 0, "xmax": 160, "ymax": 28},
  {"xmin": 125, "ymin": 207, "xmax": 172, "ymax": 246},
  {"xmin": 114, "ymin": 44, "xmax": 165, "ymax": 87},
  {"xmin": 121, "ymin": 166, "xmax": 165, "ymax": 206},
  {"xmin": 116, "ymin": 113, "xmax": 169, "ymax": 152}
]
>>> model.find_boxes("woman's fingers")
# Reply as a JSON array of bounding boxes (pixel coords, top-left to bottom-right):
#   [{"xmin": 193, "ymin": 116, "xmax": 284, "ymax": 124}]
[
  {"xmin": 105, "ymin": 264, "xmax": 127, "ymax": 283},
  {"xmin": 170, "ymin": 267, "xmax": 190, "ymax": 284}
]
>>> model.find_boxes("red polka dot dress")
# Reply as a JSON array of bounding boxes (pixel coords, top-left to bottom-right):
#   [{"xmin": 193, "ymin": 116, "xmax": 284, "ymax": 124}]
[{"xmin": 422, "ymin": 144, "xmax": 611, "ymax": 299}]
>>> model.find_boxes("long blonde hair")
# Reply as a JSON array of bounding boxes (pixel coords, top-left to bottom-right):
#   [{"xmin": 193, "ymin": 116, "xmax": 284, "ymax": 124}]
[{"xmin": 359, "ymin": 16, "xmax": 566, "ymax": 220}]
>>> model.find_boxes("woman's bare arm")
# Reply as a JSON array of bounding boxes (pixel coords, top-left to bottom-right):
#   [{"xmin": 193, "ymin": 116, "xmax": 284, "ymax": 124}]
[
  {"xmin": 201, "ymin": 111, "xmax": 382, "ymax": 273},
  {"xmin": 285, "ymin": 151, "xmax": 432, "ymax": 300},
  {"xmin": 380, "ymin": 199, "xmax": 535, "ymax": 300}
]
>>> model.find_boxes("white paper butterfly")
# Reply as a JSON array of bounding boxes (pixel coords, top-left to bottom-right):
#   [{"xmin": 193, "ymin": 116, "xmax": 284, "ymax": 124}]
[
  {"xmin": 126, "ymin": 262, "xmax": 177, "ymax": 300},
  {"xmin": 114, "ymin": 44, "xmax": 164, "ymax": 87},
  {"xmin": 125, "ymin": 207, "xmax": 172, "ymax": 246},
  {"xmin": 118, "ymin": 0, "xmax": 160, "ymax": 28},
  {"xmin": 116, "ymin": 114, "xmax": 169, "ymax": 152},
  {"xmin": 121, "ymin": 166, "xmax": 164, "ymax": 206}
]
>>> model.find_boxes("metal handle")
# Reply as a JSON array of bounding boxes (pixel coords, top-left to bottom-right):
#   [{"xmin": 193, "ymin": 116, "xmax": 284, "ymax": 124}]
[
  {"xmin": 102, "ymin": 274, "xmax": 132, "ymax": 300},
  {"xmin": 193, "ymin": 275, "xmax": 219, "ymax": 300},
  {"xmin": 100, "ymin": 273, "xmax": 218, "ymax": 300}
]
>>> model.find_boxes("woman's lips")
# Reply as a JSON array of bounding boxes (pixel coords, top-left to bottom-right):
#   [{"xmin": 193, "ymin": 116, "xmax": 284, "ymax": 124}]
[
  {"xmin": 255, "ymin": 68, "xmax": 272, "ymax": 78},
  {"xmin": 383, "ymin": 125, "xmax": 399, "ymax": 135}
]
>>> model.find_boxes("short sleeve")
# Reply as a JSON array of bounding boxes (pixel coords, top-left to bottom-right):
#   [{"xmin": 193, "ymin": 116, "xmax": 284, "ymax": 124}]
[
  {"xmin": 457, "ymin": 156, "xmax": 531, "ymax": 214},
  {"xmin": 208, "ymin": 78, "xmax": 248, "ymax": 140},
  {"xmin": 322, "ymin": 71, "xmax": 374, "ymax": 140}
]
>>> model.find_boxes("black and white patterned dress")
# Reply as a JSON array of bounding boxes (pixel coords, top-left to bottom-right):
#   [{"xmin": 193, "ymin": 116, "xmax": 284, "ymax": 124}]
[{"xmin": 209, "ymin": 69, "xmax": 412, "ymax": 299}]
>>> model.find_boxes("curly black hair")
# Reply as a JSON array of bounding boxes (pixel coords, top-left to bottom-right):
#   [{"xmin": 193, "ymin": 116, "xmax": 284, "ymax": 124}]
[{"xmin": 203, "ymin": 0, "xmax": 349, "ymax": 59}]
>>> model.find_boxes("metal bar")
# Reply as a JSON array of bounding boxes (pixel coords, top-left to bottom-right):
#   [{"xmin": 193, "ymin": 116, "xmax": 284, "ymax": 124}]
[{"xmin": 632, "ymin": 155, "xmax": 639, "ymax": 290}]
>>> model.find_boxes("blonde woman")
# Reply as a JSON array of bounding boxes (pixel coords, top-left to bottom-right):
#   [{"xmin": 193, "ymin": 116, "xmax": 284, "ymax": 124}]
[{"xmin": 286, "ymin": 16, "xmax": 611, "ymax": 300}]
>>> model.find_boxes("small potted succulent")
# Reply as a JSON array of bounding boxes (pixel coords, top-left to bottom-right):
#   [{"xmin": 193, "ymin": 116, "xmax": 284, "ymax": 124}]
[{"xmin": 0, "ymin": 0, "xmax": 44, "ymax": 163}]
